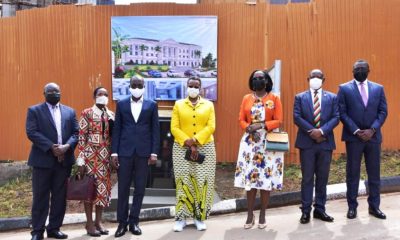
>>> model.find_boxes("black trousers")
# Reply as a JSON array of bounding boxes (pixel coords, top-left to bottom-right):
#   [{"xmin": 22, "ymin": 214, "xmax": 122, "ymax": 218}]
[
  {"xmin": 117, "ymin": 154, "xmax": 149, "ymax": 225},
  {"xmin": 300, "ymin": 146, "xmax": 332, "ymax": 214},
  {"xmin": 31, "ymin": 162, "xmax": 70, "ymax": 235}
]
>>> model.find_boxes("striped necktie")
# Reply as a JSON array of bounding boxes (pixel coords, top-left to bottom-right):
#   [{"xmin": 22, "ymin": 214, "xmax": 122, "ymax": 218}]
[{"xmin": 313, "ymin": 90, "xmax": 321, "ymax": 128}]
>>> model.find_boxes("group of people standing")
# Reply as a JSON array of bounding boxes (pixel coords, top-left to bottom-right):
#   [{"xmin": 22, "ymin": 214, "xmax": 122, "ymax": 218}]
[{"xmin": 26, "ymin": 59, "xmax": 387, "ymax": 240}]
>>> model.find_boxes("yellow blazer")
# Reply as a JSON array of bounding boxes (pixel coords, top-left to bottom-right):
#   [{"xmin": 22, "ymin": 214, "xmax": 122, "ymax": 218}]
[{"xmin": 171, "ymin": 97, "xmax": 216, "ymax": 146}]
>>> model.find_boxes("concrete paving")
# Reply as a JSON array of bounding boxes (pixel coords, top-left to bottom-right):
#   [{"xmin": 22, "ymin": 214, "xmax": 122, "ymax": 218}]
[{"xmin": 1, "ymin": 193, "xmax": 399, "ymax": 240}]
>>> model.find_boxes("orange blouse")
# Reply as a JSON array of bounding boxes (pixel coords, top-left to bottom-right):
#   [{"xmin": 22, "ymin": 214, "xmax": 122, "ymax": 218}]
[{"xmin": 238, "ymin": 93, "xmax": 283, "ymax": 131}]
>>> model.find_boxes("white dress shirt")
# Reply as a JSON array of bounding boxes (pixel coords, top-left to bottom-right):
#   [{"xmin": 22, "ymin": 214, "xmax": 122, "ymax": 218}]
[
  {"xmin": 131, "ymin": 96, "xmax": 144, "ymax": 122},
  {"xmin": 46, "ymin": 102, "xmax": 62, "ymax": 144}
]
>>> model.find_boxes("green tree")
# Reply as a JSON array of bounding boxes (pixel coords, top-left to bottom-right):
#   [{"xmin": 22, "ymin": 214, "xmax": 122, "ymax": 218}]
[
  {"xmin": 201, "ymin": 53, "xmax": 217, "ymax": 69},
  {"xmin": 111, "ymin": 27, "xmax": 130, "ymax": 66},
  {"xmin": 155, "ymin": 46, "xmax": 162, "ymax": 65}
]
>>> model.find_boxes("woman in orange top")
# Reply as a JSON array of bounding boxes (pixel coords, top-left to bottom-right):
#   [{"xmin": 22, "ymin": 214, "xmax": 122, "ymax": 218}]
[{"xmin": 234, "ymin": 70, "xmax": 283, "ymax": 229}]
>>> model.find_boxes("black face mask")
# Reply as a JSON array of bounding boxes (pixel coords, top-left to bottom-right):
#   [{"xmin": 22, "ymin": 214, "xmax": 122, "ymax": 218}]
[
  {"xmin": 252, "ymin": 78, "xmax": 266, "ymax": 91},
  {"xmin": 353, "ymin": 71, "xmax": 368, "ymax": 82},
  {"xmin": 46, "ymin": 93, "xmax": 61, "ymax": 105}
]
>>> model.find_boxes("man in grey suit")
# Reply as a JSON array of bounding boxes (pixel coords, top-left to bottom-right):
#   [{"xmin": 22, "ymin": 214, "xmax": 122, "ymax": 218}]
[
  {"xmin": 294, "ymin": 69, "xmax": 340, "ymax": 224},
  {"xmin": 338, "ymin": 60, "xmax": 388, "ymax": 220},
  {"xmin": 26, "ymin": 83, "xmax": 79, "ymax": 240}
]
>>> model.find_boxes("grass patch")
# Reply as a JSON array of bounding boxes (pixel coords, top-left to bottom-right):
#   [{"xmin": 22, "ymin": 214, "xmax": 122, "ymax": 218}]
[{"xmin": 0, "ymin": 173, "xmax": 32, "ymax": 218}]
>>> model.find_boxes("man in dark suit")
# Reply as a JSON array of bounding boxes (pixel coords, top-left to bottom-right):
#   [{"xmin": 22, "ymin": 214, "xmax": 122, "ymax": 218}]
[
  {"xmin": 294, "ymin": 69, "xmax": 340, "ymax": 224},
  {"xmin": 338, "ymin": 60, "xmax": 388, "ymax": 220},
  {"xmin": 111, "ymin": 76, "xmax": 160, "ymax": 237},
  {"xmin": 26, "ymin": 83, "xmax": 79, "ymax": 240}
]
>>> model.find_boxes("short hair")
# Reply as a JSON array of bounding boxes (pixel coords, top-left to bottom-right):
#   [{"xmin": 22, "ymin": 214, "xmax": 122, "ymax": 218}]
[
  {"xmin": 93, "ymin": 87, "xmax": 106, "ymax": 98},
  {"xmin": 187, "ymin": 76, "xmax": 202, "ymax": 87},
  {"xmin": 248, "ymin": 70, "xmax": 273, "ymax": 92},
  {"xmin": 353, "ymin": 59, "xmax": 369, "ymax": 69},
  {"xmin": 130, "ymin": 75, "xmax": 144, "ymax": 85}
]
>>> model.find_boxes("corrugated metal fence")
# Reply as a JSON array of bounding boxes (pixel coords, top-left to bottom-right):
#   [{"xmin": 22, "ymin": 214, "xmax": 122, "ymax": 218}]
[{"xmin": 1, "ymin": 1, "xmax": 399, "ymax": 164}]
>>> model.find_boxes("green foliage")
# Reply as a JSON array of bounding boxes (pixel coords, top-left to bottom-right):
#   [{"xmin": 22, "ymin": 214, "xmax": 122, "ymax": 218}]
[{"xmin": 201, "ymin": 53, "xmax": 217, "ymax": 69}]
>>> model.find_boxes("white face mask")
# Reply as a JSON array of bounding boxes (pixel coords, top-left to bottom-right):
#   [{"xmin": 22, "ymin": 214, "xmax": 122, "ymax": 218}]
[
  {"xmin": 309, "ymin": 77, "xmax": 323, "ymax": 90},
  {"xmin": 95, "ymin": 96, "xmax": 108, "ymax": 105},
  {"xmin": 187, "ymin": 87, "xmax": 200, "ymax": 98},
  {"xmin": 129, "ymin": 87, "xmax": 144, "ymax": 98}
]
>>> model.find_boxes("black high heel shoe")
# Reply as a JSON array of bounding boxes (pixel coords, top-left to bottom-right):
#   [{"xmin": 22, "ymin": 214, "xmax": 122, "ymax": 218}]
[
  {"xmin": 86, "ymin": 225, "xmax": 101, "ymax": 237},
  {"xmin": 95, "ymin": 224, "xmax": 109, "ymax": 235}
]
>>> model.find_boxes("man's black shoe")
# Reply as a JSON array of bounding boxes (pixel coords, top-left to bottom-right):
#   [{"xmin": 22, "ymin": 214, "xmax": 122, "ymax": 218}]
[
  {"xmin": 47, "ymin": 230, "xmax": 68, "ymax": 239},
  {"xmin": 369, "ymin": 208, "xmax": 386, "ymax": 219},
  {"xmin": 300, "ymin": 212, "xmax": 310, "ymax": 224},
  {"xmin": 129, "ymin": 224, "xmax": 142, "ymax": 235},
  {"xmin": 114, "ymin": 224, "xmax": 128, "ymax": 238},
  {"xmin": 347, "ymin": 208, "xmax": 357, "ymax": 219},
  {"xmin": 313, "ymin": 210, "xmax": 334, "ymax": 222}
]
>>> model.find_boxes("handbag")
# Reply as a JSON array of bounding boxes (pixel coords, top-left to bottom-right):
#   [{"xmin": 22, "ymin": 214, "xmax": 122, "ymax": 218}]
[
  {"xmin": 66, "ymin": 174, "xmax": 96, "ymax": 201},
  {"xmin": 265, "ymin": 132, "xmax": 290, "ymax": 152},
  {"xmin": 185, "ymin": 149, "xmax": 205, "ymax": 164}
]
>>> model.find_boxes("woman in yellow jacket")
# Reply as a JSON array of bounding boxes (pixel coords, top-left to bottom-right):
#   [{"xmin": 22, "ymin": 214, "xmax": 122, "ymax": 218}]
[{"xmin": 171, "ymin": 76, "xmax": 216, "ymax": 232}]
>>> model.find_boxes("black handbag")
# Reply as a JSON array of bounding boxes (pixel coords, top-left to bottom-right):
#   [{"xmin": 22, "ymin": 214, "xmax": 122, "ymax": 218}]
[{"xmin": 185, "ymin": 149, "xmax": 205, "ymax": 164}]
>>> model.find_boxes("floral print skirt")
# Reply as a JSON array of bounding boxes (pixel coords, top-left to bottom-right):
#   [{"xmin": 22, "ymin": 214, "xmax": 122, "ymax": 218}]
[{"xmin": 234, "ymin": 129, "xmax": 284, "ymax": 191}]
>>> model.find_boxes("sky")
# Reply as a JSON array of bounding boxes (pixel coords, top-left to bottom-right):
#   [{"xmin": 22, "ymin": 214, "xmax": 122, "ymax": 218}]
[{"xmin": 111, "ymin": 16, "xmax": 218, "ymax": 58}]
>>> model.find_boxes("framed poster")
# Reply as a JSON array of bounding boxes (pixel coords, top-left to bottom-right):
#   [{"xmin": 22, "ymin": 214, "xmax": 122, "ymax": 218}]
[{"xmin": 111, "ymin": 16, "xmax": 218, "ymax": 101}]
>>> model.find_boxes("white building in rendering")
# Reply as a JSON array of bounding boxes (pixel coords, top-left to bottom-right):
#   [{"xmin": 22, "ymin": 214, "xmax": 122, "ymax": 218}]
[{"xmin": 121, "ymin": 38, "xmax": 202, "ymax": 68}]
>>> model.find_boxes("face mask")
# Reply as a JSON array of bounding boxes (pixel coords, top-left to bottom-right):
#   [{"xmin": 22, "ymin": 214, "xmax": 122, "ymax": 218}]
[
  {"xmin": 187, "ymin": 87, "xmax": 200, "ymax": 98},
  {"xmin": 353, "ymin": 71, "xmax": 368, "ymax": 82},
  {"xmin": 45, "ymin": 93, "xmax": 61, "ymax": 105},
  {"xmin": 309, "ymin": 77, "xmax": 323, "ymax": 90},
  {"xmin": 252, "ymin": 77, "xmax": 266, "ymax": 91},
  {"xmin": 96, "ymin": 96, "xmax": 108, "ymax": 105},
  {"xmin": 129, "ymin": 87, "xmax": 144, "ymax": 98}
]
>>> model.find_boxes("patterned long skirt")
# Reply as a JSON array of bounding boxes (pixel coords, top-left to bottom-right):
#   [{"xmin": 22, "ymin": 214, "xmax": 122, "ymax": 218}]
[
  {"xmin": 234, "ymin": 129, "xmax": 284, "ymax": 191},
  {"xmin": 84, "ymin": 146, "xmax": 112, "ymax": 207},
  {"xmin": 173, "ymin": 142, "xmax": 216, "ymax": 221}
]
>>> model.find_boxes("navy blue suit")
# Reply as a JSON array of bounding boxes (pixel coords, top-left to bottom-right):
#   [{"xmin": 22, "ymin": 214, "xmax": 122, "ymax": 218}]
[
  {"xmin": 26, "ymin": 102, "xmax": 78, "ymax": 235},
  {"xmin": 112, "ymin": 97, "xmax": 160, "ymax": 226},
  {"xmin": 294, "ymin": 90, "xmax": 339, "ymax": 214},
  {"xmin": 338, "ymin": 80, "xmax": 387, "ymax": 210}
]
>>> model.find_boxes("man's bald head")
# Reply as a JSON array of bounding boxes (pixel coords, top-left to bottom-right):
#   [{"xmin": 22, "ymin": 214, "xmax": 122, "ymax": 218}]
[{"xmin": 44, "ymin": 82, "xmax": 60, "ymax": 94}]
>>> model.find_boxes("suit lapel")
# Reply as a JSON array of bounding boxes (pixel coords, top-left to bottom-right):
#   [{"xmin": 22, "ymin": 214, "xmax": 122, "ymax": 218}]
[
  {"xmin": 126, "ymin": 98, "xmax": 136, "ymax": 123},
  {"xmin": 59, "ymin": 104, "xmax": 67, "ymax": 131},
  {"xmin": 136, "ymin": 100, "xmax": 149, "ymax": 123},
  {"xmin": 366, "ymin": 81, "xmax": 373, "ymax": 107},
  {"xmin": 320, "ymin": 90, "xmax": 327, "ymax": 123},
  {"xmin": 42, "ymin": 103, "xmax": 56, "ymax": 130},
  {"xmin": 306, "ymin": 91, "xmax": 314, "ymax": 119},
  {"xmin": 351, "ymin": 80, "xmax": 366, "ymax": 108}
]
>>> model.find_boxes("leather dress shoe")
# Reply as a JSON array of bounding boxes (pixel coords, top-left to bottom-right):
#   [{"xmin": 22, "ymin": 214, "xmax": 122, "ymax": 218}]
[
  {"xmin": 31, "ymin": 233, "xmax": 44, "ymax": 240},
  {"xmin": 369, "ymin": 208, "xmax": 387, "ymax": 219},
  {"xmin": 114, "ymin": 224, "xmax": 127, "ymax": 238},
  {"xmin": 129, "ymin": 224, "xmax": 142, "ymax": 235},
  {"xmin": 300, "ymin": 212, "xmax": 310, "ymax": 224},
  {"xmin": 313, "ymin": 210, "xmax": 334, "ymax": 222},
  {"xmin": 347, "ymin": 208, "xmax": 357, "ymax": 219},
  {"xmin": 47, "ymin": 230, "xmax": 68, "ymax": 239}
]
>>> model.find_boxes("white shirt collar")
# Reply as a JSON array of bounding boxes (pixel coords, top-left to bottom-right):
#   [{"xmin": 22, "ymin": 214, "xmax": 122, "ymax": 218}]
[
  {"xmin": 46, "ymin": 102, "xmax": 60, "ymax": 109},
  {"xmin": 310, "ymin": 88, "xmax": 322, "ymax": 94},
  {"xmin": 130, "ymin": 96, "xmax": 144, "ymax": 103}
]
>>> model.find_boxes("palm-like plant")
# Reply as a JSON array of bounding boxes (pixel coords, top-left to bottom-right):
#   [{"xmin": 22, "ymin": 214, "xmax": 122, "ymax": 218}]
[
  {"xmin": 155, "ymin": 46, "xmax": 162, "ymax": 65},
  {"xmin": 139, "ymin": 44, "xmax": 149, "ymax": 64},
  {"xmin": 111, "ymin": 27, "xmax": 130, "ymax": 66}
]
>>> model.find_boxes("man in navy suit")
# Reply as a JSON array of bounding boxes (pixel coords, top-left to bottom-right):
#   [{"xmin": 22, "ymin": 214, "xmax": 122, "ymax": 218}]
[
  {"xmin": 294, "ymin": 69, "xmax": 340, "ymax": 224},
  {"xmin": 338, "ymin": 60, "xmax": 388, "ymax": 220},
  {"xmin": 111, "ymin": 76, "xmax": 160, "ymax": 237},
  {"xmin": 26, "ymin": 83, "xmax": 78, "ymax": 240}
]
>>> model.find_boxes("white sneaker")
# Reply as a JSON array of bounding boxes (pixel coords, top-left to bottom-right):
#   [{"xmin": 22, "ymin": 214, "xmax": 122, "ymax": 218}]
[
  {"xmin": 194, "ymin": 219, "xmax": 207, "ymax": 231},
  {"xmin": 173, "ymin": 220, "xmax": 187, "ymax": 232}
]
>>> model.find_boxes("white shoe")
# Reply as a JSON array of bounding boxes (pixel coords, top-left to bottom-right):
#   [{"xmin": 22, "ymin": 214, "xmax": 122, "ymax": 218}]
[
  {"xmin": 173, "ymin": 220, "xmax": 187, "ymax": 232},
  {"xmin": 194, "ymin": 219, "xmax": 207, "ymax": 231}
]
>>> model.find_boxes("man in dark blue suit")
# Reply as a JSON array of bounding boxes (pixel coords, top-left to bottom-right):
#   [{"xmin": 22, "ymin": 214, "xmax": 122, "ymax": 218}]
[
  {"xmin": 338, "ymin": 60, "xmax": 388, "ymax": 220},
  {"xmin": 111, "ymin": 76, "xmax": 160, "ymax": 237},
  {"xmin": 294, "ymin": 69, "xmax": 340, "ymax": 224},
  {"xmin": 26, "ymin": 83, "xmax": 78, "ymax": 240}
]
